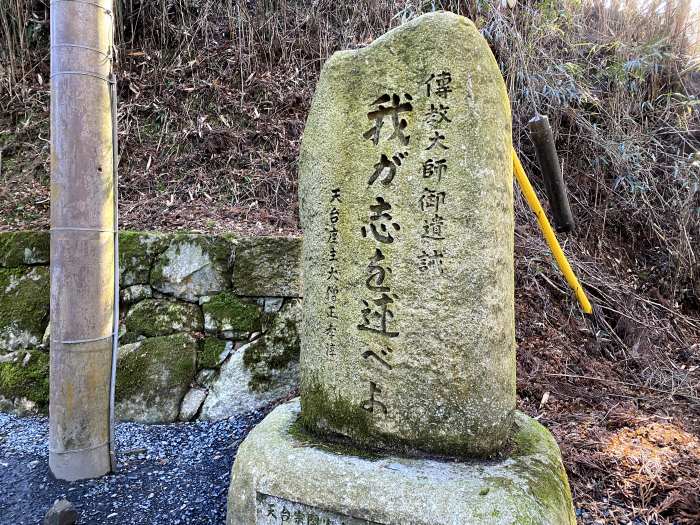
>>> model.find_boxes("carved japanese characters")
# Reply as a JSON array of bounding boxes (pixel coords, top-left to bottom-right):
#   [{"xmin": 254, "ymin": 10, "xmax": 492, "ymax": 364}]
[{"xmin": 298, "ymin": 12, "xmax": 515, "ymax": 457}]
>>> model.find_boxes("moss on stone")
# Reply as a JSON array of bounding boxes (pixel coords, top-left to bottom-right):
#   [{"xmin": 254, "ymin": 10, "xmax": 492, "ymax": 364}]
[
  {"xmin": 115, "ymin": 344, "xmax": 150, "ymax": 402},
  {"xmin": 230, "ymin": 399, "xmax": 575, "ymax": 524},
  {"xmin": 243, "ymin": 334, "xmax": 297, "ymax": 392},
  {"xmin": 118, "ymin": 231, "xmax": 169, "ymax": 286},
  {"xmin": 0, "ymin": 231, "xmax": 49, "ymax": 267},
  {"xmin": 301, "ymin": 370, "xmax": 515, "ymax": 459},
  {"xmin": 116, "ymin": 333, "xmax": 196, "ymax": 402},
  {"xmin": 231, "ymin": 236, "xmax": 302, "ymax": 297},
  {"xmin": 241, "ymin": 299, "xmax": 300, "ymax": 392},
  {"xmin": 202, "ymin": 292, "xmax": 261, "ymax": 335},
  {"xmin": 0, "ymin": 267, "xmax": 50, "ymax": 352},
  {"xmin": 115, "ymin": 332, "xmax": 197, "ymax": 423},
  {"xmin": 300, "ymin": 378, "xmax": 373, "ymax": 443},
  {"xmin": 241, "ymin": 338, "xmax": 271, "ymax": 392},
  {"xmin": 288, "ymin": 417, "xmax": 382, "ymax": 460},
  {"xmin": 265, "ymin": 319, "xmax": 300, "ymax": 367},
  {"xmin": 125, "ymin": 298, "xmax": 203, "ymax": 338},
  {"xmin": 244, "ymin": 343, "xmax": 279, "ymax": 389},
  {"xmin": 195, "ymin": 234, "xmax": 237, "ymax": 267},
  {"xmin": 0, "ymin": 351, "xmax": 49, "ymax": 410},
  {"xmin": 199, "ymin": 337, "xmax": 227, "ymax": 369},
  {"xmin": 460, "ymin": 413, "xmax": 577, "ymax": 524},
  {"xmin": 507, "ymin": 413, "xmax": 577, "ymax": 524},
  {"xmin": 119, "ymin": 331, "xmax": 143, "ymax": 345}
]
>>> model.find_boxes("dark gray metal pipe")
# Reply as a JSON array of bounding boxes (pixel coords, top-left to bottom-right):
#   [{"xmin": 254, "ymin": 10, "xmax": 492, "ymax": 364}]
[{"xmin": 527, "ymin": 115, "xmax": 575, "ymax": 233}]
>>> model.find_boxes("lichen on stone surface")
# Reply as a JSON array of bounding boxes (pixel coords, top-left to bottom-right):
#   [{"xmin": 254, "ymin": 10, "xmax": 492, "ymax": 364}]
[
  {"xmin": 120, "ymin": 284, "xmax": 153, "ymax": 305},
  {"xmin": 150, "ymin": 234, "xmax": 235, "ymax": 302},
  {"xmin": 300, "ymin": 377, "xmax": 373, "ymax": 442},
  {"xmin": 288, "ymin": 417, "xmax": 382, "ymax": 461},
  {"xmin": 118, "ymin": 231, "xmax": 169, "ymax": 286},
  {"xmin": 125, "ymin": 298, "xmax": 203, "ymax": 338},
  {"xmin": 0, "ymin": 267, "xmax": 49, "ymax": 353},
  {"xmin": 198, "ymin": 337, "xmax": 298, "ymax": 419}
]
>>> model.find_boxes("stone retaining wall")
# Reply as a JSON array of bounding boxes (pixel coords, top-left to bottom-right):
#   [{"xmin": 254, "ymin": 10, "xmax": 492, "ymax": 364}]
[{"xmin": 0, "ymin": 231, "xmax": 302, "ymax": 423}]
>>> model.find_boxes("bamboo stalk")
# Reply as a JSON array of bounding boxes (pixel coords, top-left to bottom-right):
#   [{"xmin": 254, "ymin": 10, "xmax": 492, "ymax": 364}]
[{"xmin": 49, "ymin": 0, "xmax": 116, "ymax": 481}]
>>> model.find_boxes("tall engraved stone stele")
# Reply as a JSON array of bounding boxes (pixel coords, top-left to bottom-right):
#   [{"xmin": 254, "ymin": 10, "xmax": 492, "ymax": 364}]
[{"xmin": 228, "ymin": 12, "xmax": 576, "ymax": 525}]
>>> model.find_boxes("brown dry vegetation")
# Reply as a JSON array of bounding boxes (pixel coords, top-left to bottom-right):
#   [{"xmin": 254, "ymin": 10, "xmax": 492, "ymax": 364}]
[{"xmin": 1, "ymin": 0, "xmax": 700, "ymax": 523}]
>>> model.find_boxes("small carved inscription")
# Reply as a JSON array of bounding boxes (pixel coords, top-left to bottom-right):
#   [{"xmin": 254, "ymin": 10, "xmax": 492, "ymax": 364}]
[
  {"xmin": 415, "ymin": 69, "xmax": 454, "ymax": 276},
  {"xmin": 324, "ymin": 188, "xmax": 343, "ymax": 357},
  {"xmin": 256, "ymin": 493, "xmax": 382, "ymax": 525}
]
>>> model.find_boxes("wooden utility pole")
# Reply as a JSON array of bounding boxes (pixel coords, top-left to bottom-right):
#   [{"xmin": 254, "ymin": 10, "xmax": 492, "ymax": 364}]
[{"xmin": 49, "ymin": 0, "xmax": 117, "ymax": 480}]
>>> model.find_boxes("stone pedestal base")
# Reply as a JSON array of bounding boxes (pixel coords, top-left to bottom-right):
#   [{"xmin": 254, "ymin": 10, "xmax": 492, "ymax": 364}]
[{"xmin": 227, "ymin": 399, "xmax": 575, "ymax": 525}]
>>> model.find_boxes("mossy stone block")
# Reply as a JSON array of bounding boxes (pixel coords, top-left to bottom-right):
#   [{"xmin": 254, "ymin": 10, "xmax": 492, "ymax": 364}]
[
  {"xmin": 0, "ymin": 351, "xmax": 49, "ymax": 412},
  {"xmin": 199, "ymin": 337, "xmax": 230, "ymax": 369},
  {"xmin": 202, "ymin": 292, "xmax": 262, "ymax": 337},
  {"xmin": 243, "ymin": 299, "xmax": 301, "ymax": 392},
  {"xmin": 227, "ymin": 400, "xmax": 576, "ymax": 525},
  {"xmin": 0, "ymin": 267, "xmax": 50, "ymax": 353},
  {"xmin": 125, "ymin": 298, "xmax": 203, "ymax": 338},
  {"xmin": 298, "ymin": 11, "xmax": 514, "ymax": 456},
  {"xmin": 118, "ymin": 231, "xmax": 169, "ymax": 287},
  {"xmin": 0, "ymin": 231, "xmax": 49, "ymax": 267},
  {"xmin": 151, "ymin": 234, "xmax": 235, "ymax": 302},
  {"xmin": 232, "ymin": 236, "xmax": 302, "ymax": 298},
  {"xmin": 115, "ymin": 333, "xmax": 197, "ymax": 423}
]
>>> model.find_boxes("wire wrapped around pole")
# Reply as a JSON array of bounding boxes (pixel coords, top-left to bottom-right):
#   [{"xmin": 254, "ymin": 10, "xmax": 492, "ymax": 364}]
[{"xmin": 49, "ymin": 0, "xmax": 116, "ymax": 481}]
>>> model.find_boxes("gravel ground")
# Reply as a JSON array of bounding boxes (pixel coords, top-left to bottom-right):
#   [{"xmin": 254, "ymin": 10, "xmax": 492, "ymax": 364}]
[
  {"xmin": 0, "ymin": 410, "xmax": 266, "ymax": 525},
  {"xmin": 0, "ymin": 408, "xmax": 646, "ymax": 525}
]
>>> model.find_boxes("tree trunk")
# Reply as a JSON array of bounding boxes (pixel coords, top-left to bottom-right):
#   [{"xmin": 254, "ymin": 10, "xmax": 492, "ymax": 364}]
[{"xmin": 49, "ymin": 0, "xmax": 116, "ymax": 481}]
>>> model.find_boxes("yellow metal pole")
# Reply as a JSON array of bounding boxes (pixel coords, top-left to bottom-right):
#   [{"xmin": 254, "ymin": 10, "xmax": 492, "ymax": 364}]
[{"xmin": 512, "ymin": 148, "xmax": 593, "ymax": 314}]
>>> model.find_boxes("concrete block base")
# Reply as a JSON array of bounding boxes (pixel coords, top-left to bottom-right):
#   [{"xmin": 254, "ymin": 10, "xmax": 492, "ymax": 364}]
[{"xmin": 227, "ymin": 399, "xmax": 576, "ymax": 525}]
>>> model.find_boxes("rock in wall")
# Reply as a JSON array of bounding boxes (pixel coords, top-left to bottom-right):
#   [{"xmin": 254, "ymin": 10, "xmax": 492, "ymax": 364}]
[{"xmin": 0, "ymin": 230, "xmax": 303, "ymax": 423}]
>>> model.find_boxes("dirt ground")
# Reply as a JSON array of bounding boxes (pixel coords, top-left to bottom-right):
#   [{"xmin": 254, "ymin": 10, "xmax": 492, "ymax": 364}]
[{"xmin": 514, "ymin": 250, "xmax": 700, "ymax": 524}]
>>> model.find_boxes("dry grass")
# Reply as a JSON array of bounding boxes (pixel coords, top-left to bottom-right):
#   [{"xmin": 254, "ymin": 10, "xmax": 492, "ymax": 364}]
[{"xmin": 1, "ymin": 0, "xmax": 700, "ymax": 522}]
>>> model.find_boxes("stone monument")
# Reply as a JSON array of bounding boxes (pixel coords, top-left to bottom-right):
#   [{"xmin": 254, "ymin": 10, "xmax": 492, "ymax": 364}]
[{"xmin": 228, "ymin": 11, "xmax": 576, "ymax": 524}]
